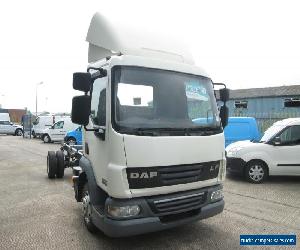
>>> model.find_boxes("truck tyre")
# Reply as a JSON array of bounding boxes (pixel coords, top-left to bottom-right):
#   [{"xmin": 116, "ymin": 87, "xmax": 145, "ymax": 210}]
[
  {"xmin": 82, "ymin": 183, "xmax": 99, "ymax": 233},
  {"xmin": 43, "ymin": 134, "xmax": 51, "ymax": 143},
  {"xmin": 245, "ymin": 160, "xmax": 268, "ymax": 184},
  {"xmin": 47, "ymin": 151, "xmax": 57, "ymax": 179},
  {"xmin": 56, "ymin": 150, "xmax": 65, "ymax": 178},
  {"xmin": 15, "ymin": 128, "xmax": 23, "ymax": 136},
  {"xmin": 32, "ymin": 130, "xmax": 37, "ymax": 138}
]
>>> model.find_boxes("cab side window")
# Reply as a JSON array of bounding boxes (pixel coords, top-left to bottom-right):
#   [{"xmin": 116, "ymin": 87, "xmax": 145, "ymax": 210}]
[
  {"xmin": 91, "ymin": 77, "xmax": 107, "ymax": 126},
  {"xmin": 53, "ymin": 121, "xmax": 64, "ymax": 129},
  {"xmin": 279, "ymin": 125, "xmax": 300, "ymax": 144}
]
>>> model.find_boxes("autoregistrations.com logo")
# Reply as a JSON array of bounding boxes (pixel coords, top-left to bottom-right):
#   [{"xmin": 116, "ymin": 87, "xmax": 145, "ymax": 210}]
[{"xmin": 240, "ymin": 235, "xmax": 296, "ymax": 246}]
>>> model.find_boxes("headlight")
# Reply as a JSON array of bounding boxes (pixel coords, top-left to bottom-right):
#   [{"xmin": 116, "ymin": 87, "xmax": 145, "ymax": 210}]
[
  {"xmin": 107, "ymin": 205, "xmax": 141, "ymax": 218},
  {"xmin": 227, "ymin": 147, "xmax": 243, "ymax": 157},
  {"xmin": 211, "ymin": 189, "xmax": 223, "ymax": 202}
]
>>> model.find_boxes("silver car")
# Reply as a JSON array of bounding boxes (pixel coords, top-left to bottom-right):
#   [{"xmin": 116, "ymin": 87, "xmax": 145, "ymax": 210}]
[{"xmin": 0, "ymin": 121, "xmax": 23, "ymax": 136}]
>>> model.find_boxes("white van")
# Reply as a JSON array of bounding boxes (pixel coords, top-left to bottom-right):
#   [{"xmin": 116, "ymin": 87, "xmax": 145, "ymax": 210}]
[
  {"xmin": 32, "ymin": 115, "xmax": 69, "ymax": 138},
  {"xmin": 41, "ymin": 117, "xmax": 78, "ymax": 143},
  {"xmin": 0, "ymin": 112, "xmax": 10, "ymax": 122},
  {"xmin": 226, "ymin": 118, "xmax": 300, "ymax": 183}
]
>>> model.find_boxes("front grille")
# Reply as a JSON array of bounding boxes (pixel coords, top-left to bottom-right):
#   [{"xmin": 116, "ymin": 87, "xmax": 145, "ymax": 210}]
[
  {"xmin": 127, "ymin": 161, "xmax": 220, "ymax": 189},
  {"xmin": 147, "ymin": 190, "xmax": 207, "ymax": 216},
  {"xmin": 159, "ymin": 165, "xmax": 205, "ymax": 186}
]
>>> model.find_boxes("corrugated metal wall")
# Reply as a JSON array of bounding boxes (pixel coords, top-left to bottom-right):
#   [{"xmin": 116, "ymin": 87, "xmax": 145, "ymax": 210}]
[{"xmin": 224, "ymin": 96, "xmax": 300, "ymax": 132}]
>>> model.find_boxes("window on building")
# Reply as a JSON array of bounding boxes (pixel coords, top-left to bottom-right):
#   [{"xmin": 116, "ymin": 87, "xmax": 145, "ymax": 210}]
[
  {"xmin": 234, "ymin": 100, "xmax": 248, "ymax": 109},
  {"xmin": 284, "ymin": 98, "xmax": 300, "ymax": 107}
]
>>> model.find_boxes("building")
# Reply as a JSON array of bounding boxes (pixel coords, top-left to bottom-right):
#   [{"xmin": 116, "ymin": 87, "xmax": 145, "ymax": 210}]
[
  {"xmin": 0, "ymin": 108, "xmax": 27, "ymax": 123},
  {"xmin": 222, "ymin": 84, "xmax": 300, "ymax": 132},
  {"xmin": 225, "ymin": 85, "xmax": 300, "ymax": 116}
]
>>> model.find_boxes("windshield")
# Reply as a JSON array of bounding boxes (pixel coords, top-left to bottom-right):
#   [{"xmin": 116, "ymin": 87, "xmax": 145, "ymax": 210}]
[
  {"xmin": 260, "ymin": 124, "xmax": 285, "ymax": 142},
  {"xmin": 112, "ymin": 66, "xmax": 220, "ymax": 134}
]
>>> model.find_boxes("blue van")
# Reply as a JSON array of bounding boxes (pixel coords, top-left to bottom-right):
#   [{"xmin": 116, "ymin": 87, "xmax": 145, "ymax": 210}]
[
  {"xmin": 64, "ymin": 126, "xmax": 82, "ymax": 145},
  {"xmin": 224, "ymin": 117, "xmax": 260, "ymax": 147}
]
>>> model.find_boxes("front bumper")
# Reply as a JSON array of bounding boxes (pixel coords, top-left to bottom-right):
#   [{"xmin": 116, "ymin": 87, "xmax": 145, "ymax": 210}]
[
  {"xmin": 226, "ymin": 157, "xmax": 246, "ymax": 176},
  {"xmin": 91, "ymin": 184, "xmax": 224, "ymax": 237}
]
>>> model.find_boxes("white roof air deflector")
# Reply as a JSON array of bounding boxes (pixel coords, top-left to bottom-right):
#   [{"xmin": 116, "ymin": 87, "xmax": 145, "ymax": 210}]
[{"xmin": 86, "ymin": 13, "xmax": 194, "ymax": 65}]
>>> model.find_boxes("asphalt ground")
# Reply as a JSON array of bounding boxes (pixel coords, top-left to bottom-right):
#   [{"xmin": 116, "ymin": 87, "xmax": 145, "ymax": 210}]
[{"xmin": 0, "ymin": 136, "xmax": 299, "ymax": 250}]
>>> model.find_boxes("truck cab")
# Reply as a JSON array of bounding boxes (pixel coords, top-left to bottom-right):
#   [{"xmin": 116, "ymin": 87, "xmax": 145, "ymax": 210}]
[{"xmin": 71, "ymin": 13, "xmax": 229, "ymax": 237}]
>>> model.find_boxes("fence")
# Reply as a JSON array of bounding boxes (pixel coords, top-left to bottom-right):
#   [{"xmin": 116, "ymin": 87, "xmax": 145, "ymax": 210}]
[
  {"xmin": 22, "ymin": 114, "xmax": 33, "ymax": 138},
  {"xmin": 233, "ymin": 111, "xmax": 300, "ymax": 133}
]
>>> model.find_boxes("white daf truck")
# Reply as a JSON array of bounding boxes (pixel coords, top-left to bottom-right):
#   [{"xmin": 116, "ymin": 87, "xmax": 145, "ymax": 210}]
[{"xmin": 52, "ymin": 13, "xmax": 229, "ymax": 237}]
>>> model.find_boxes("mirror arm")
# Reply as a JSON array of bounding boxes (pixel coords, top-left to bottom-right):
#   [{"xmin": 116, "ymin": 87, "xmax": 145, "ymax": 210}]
[{"xmin": 213, "ymin": 83, "xmax": 227, "ymax": 89}]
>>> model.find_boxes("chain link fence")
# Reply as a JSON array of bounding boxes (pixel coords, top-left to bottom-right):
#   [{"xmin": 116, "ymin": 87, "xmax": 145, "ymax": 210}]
[{"xmin": 233, "ymin": 111, "xmax": 300, "ymax": 133}]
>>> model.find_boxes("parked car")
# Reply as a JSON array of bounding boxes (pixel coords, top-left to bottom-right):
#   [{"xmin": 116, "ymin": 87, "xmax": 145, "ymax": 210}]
[
  {"xmin": 224, "ymin": 117, "xmax": 261, "ymax": 147},
  {"xmin": 0, "ymin": 121, "xmax": 23, "ymax": 136},
  {"xmin": 226, "ymin": 118, "xmax": 300, "ymax": 183},
  {"xmin": 64, "ymin": 126, "xmax": 82, "ymax": 145},
  {"xmin": 41, "ymin": 117, "xmax": 78, "ymax": 143},
  {"xmin": 32, "ymin": 114, "xmax": 69, "ymax": 138}
]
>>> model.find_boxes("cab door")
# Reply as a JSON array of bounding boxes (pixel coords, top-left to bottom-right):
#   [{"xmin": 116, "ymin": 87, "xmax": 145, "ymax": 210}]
[
  {"xmin": 84, "ymin": 76, "xmax": 109, "ymax": 187},
  {"xmin": 270, "ymin": 125, "xmax": 300, "ymax": 175},
  {"xmin": 51, "ymin": 121, "xmax": 64, "ymax": 141}
]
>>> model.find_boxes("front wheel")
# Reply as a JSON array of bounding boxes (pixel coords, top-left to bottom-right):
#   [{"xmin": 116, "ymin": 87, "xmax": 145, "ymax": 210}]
[
  {"xmin": 67, "ymin": 137, "xmax": 77, "ymax": 146},
  {"xmin": 245, "ymin": 161, "xmax": 268, "ymax": 184},
  {"xmin": 82, "ymin": 184, "xmax": 99, "ymax": 233}
]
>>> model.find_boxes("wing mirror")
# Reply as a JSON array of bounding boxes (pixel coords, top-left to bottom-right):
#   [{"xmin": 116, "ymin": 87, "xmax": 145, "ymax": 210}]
[
  {"xmin": 71, "ymin": 95, "xmax": 91, "ymax": 126},
  {"xmin": 214, "ymin": 83, "xmax": 230, "ymax": 128},
  {"xmin": 73, "ymin": 73, "xmax": 92, "ymax": 92},
  {"xmin": 219, "ymin": 88, "xmax": 230, "ymax": 103},
  {"xmin": 220, "ymin": 105, "xmax": 229, "ymax": 128},
  {"xmin": 273, "ymin": 136, "xmax": 281, "ymax": 145}
]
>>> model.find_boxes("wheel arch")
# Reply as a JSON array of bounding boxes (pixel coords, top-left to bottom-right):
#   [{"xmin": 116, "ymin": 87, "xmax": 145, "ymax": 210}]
[{"xmin": 79, "ymin": 156, "xmax": 108, "ymax": 206}]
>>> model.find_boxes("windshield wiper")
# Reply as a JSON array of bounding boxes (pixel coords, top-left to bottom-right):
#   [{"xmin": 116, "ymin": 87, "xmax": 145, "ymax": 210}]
[{"xmin": 120, "ymin": 126, "xmax": 221, "ymax": 136}]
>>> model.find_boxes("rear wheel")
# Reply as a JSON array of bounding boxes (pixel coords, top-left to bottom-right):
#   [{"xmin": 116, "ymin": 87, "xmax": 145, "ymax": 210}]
[
  {"xmin": 82, "ymin": 183, "xmax": 99, "ymax": 233},
  {"xmin": 245, "ymin": 160, "xmax": 268, "ymax": 184},
  {"xmin": 47, "ymin": 151, "xmax": 57, "ymax": 179},
  {"xmin": 56, "ymin": 150, "xmax": 65, "ymax": 178},
  {"xmin": 43, "ymin": 134, "xmax": 51, "ymax": 143}
]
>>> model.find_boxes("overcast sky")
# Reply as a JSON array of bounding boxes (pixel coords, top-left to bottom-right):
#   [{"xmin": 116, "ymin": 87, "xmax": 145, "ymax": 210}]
[{"xmin": 0, "ymin": 0, "xmax": 299, "ymax": 113}]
